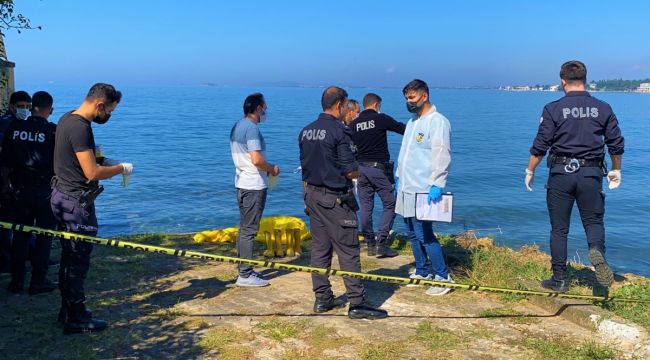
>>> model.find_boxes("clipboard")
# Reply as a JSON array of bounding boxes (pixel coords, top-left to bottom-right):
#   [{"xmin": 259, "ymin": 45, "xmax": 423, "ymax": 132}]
[{"xmin": 415, "ymin": 192, "xmax": 453, "ymax": 222}]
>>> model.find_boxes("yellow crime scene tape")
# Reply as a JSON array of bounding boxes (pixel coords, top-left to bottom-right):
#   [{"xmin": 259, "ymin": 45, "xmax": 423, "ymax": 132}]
[{"xmin": 2, "ymin": 220, "xmax": 649, "ymax": 304}]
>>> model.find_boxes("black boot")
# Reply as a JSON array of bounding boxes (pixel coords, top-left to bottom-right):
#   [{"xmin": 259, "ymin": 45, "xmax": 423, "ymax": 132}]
[
  {"xmin": 366, "ymin": 236, "xmax": 377, "ymax": 256},
  {"xmin": 541, "ymin": 277, "xmax": 569, "ymax": 293},
  {"xmin": 375, "ymin": 238, "xmax": 398, "ymax": 258},
  {"xmin": 348, "ymin": 302, "xmax": 388, "ymax": 320},
  {"xmin": 588, "ymin": 248, "xmax": 614, "ymax": 288},
  {"xmin": 29, "ymin": 279, "xmax": 58, "ymax": 296},
  {"xmin": 63, "ymin": 302, "xmax": 107, "ymax": 334},
  {"xmin": 367, "ymin": 244, "xmax": 377, "ymax": 257},
  {"xmin": 313, "ymin": 296, "xmax": 347, "ymax": 313}
]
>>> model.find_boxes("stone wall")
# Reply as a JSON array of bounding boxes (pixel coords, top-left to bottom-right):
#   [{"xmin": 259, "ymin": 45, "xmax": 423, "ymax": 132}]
[{"xmin": 0, "ymin": 59, "xmax": 15, "ymax": 114}]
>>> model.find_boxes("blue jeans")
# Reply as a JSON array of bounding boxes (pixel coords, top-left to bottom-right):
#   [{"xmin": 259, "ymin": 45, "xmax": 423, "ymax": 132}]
[{"xmin": 405, "ymin": 217, "xmax": 448, "ymax": 278}]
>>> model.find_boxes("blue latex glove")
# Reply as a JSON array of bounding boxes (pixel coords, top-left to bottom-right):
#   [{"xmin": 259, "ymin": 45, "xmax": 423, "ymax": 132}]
[
  {"xmin": 394, "ymin": 178, "xmax": 399, "ymax": 193},
  {"xmin": 428, "ymin": 185, "xmax": 442, "ymax": 204}
]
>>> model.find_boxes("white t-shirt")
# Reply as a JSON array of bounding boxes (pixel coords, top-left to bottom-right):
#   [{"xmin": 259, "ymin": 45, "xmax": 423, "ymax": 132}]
[{"xmin": 230, "ymin": 117, "xmax": 268, "ymax": 190}]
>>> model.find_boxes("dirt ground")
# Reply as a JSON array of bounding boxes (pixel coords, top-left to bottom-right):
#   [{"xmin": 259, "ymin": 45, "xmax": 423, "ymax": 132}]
[{"xmin": 0, "ymin": 235, "xmax": 631, "ymax": 359}]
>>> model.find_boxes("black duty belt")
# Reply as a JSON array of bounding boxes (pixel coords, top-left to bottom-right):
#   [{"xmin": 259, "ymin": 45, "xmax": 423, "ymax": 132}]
[
  {"xmin": 359, "ymin": 161, "xmax": 389, "ymax": 170},
  {"xmin": 306, "ymin": 184, "xmax": 348, "ymax": 195},
  {"xmin": 552, "ymin": 156, "xmax": 603, "ymax": 167}
]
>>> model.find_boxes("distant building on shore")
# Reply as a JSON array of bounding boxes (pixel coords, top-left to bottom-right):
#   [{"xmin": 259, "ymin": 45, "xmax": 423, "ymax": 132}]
[{"xmin": 637, "ymin": 83, "xmax": 650, "ymax": 93}]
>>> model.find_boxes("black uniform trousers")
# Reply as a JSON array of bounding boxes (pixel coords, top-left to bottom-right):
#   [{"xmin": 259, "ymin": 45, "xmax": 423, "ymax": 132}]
[
  {"xmin": 305, "ymin": 185, "xmax": 365, "ymax": 305},
  {"xmin": 10, "ymin": 184, "xmax": 55, "ymax": 286},
  {"xmin": 546, "ymin": 165, "xmax": 605, "ymax": 279},
  {"xmin": 50, "ymin": 188, "xmax": 98, "ymax": 303}
]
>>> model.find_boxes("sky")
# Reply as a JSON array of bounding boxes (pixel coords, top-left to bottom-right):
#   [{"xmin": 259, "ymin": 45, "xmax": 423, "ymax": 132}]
[{"xmin": 3, "ymin": 0, "xmax": 650, "ymax": 88}]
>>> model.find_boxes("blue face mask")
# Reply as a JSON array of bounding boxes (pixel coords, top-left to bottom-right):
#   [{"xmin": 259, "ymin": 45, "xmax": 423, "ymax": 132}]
[
  {"xmin": 16, "ymin": 108, "xmax": 30, "ymax": 120},
  {"xmin": 259, "ymin": 109, "xmax": 267, "ymax": 123}
]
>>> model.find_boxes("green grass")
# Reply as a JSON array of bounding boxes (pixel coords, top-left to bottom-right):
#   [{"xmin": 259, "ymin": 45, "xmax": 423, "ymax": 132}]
[
  {"xmin": 254, "ymin": 318, "xmax": 306, "ymax": 341},
  {"xmin": 605, "ymin": 280, "xmax": 650, "ymax": 331},
  {"xmin": 198, "ymin": 327, "xmax": 254, "ymax": 359},
  {"xmin": 478, "ymin": 307, "xmax": 539, "ymax": 325},
  {"xmin": 306, "ymin": 324, "xmax": 355, "ymax": 352},
  {"xmin": 519, "ymin": 337, "xmax": 616, "ymax": 359},
  {"xmin": 411, "ymin": 321, "xmax": 462, "ymax": 351},
  {"xmin": 359, "ymin": 342, "xmax": 405, "ymax": 360}
]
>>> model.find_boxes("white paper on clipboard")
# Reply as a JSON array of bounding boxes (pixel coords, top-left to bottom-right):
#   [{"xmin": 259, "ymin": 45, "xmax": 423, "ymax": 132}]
[{"xmin": 415, "ymin": 193, "xmax": 453, "ymax": 222}]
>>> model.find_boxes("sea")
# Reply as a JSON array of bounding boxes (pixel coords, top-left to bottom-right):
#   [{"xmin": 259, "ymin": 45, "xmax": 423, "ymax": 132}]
[{"xmin": 16, "ymin": 84, "xmax": 650, "ymax": 276}]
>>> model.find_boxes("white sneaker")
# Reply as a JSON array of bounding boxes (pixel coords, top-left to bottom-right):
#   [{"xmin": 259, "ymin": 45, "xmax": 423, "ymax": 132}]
[
  {"xmin": 406, "ymin": 272, "xmax": 433, "ymax": 287},
  {"xmin": 426, "ymin": 274, "xmax": 454, "ymax": 296},
  {"xmin": 235, "ymin": 273, "xmax": 270, "ymax": 287}
]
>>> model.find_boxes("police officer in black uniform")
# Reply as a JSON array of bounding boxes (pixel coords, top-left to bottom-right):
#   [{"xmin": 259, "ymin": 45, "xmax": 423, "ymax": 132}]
[
  {"xmin": 299, "ymin": 86, "xmax": 388, "ymax": 320},
  {"xmin": 1, "ymin": 91, "xmax": 58, "ymax": 294},
  {"xmin": 525, "ymin": 60, "xmax": 624, "ymax": 294},
  {"xmin": 350, "ymin": 93, "xmax": 405, "ymax": 257},
  {"xmin": 0, "ymin": 91, "xmax": 32, "ymax": 273},
  {"xmin": 51, "ymin": 83, "xmax": 133, "ymax": 334}
]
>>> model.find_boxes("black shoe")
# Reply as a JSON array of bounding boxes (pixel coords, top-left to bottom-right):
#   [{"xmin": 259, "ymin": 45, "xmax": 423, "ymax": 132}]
[
  {"xmin": 376, "ymin": 244, "xmax": 398, "ymax": 258},
  {"xmin": 348, "ymin": 303, "xmax": 388, "ymax": 320},
  {"xmin": 367, "ymin": 245, "xmax": 377, "ymax": 257},
  {"xmin": 313, "ymin": 296, "xmax": 347, "ymax": 313},
  {"xmin": 588, "ymin": 248, "xmax": 614, "ymax": 288},
  {"xmin": 63, "ymin": 302, "xmax": 107, "ymax": 334},
  {"xmin": 29, "ymin": 280, "xmax": 58, "ymax": 295},
  {"xmin": 541, "ymin": 278, "xmax": 569, "ymax": 293},
  {"xmin": 7, "ymin": 280, "xmax": 23, "ymax": 294}
]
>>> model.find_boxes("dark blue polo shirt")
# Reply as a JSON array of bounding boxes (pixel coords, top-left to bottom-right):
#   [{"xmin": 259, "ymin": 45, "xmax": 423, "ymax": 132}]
[
  {"xmin": 0, "ymin": 115, "xmax": 56, "ymax": 186},
  {"xmin": 299, "ymin": 113, "xmax": 358, "ymax": 190},
  {"xmin": 530, "ymin": 91, "xmax": 624, "ymax": 159},
  {"xmin": 349, "ymin": 109, "xmax": 406, "ymax": 163}
]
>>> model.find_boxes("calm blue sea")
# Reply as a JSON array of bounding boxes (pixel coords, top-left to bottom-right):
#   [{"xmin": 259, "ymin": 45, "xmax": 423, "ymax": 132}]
[{"xmin": 18, "ymin": 85, "xmax": 650, "ymax": 276}]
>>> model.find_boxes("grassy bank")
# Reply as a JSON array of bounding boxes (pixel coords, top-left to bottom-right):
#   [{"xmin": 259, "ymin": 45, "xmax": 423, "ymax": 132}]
[{"xmin": 0, "ymin": 231, "xmax": 647, "ymax": 359}]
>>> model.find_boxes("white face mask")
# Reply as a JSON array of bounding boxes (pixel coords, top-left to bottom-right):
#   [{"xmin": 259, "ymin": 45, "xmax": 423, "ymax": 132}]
[
  {"xmin": 259, "ymin": 110, "xmax": 267, "ymax": 123},
  {"xmin": 16, "ymin": 108, "xmax": 30, "ymax": 120}
]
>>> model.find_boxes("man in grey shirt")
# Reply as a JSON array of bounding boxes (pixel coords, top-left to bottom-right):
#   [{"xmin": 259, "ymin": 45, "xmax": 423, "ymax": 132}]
[{"xmin": 229, "ymin": 93, "xmax": 279, "ymax": 287}]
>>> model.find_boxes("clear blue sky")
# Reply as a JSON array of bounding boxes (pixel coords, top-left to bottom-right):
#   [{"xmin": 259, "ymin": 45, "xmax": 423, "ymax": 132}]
[{"xmin": 3, "ymin": 0, "xmax": 650, "ymax": 87}]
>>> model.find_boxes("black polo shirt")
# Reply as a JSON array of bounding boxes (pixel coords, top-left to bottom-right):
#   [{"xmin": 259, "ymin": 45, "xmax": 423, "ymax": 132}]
[
  {"xmin": 349, "ymin": 109, "xmax": 406, "ymax": 163},
  {"xmin": 530, "ymin": 91, "xmax": 624, "ymax": 159},
  {"xmin": 299, "ymin": 113, "xmax": 358, "ymax": 190},
  {"xmin": 0, "ymin": 115, "xmax": 56, "ymax": 187},
  {"xmin": 53, "ymin": 112, "xmax": 98, "ymax": 194}
]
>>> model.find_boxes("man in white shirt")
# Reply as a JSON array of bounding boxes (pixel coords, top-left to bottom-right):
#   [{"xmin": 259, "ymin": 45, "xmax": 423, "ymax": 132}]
[{"xmin": 230, "ymin": 93, "xmax": 279, "ymax": 287}]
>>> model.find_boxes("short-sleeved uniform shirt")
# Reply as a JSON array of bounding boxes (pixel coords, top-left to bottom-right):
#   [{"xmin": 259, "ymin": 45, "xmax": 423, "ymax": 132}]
[
  {"xmin": 0, "ymin": 115, "xmax": 56, "ymax": 187},
  {"xmin": 530, "ymin": 91, "xmax": 624, "ymax": 159},
  {"xmin": 230, "ymin": 117, "xmax": 268, "ymax": 190},
  {"xmin": 53, "ymin": 112, "xmax": 98, "ymax": 194},
  {"xmin": 299, "ymin": 113, "xmax": 358, "ymax": 190},
  {"xmin": 349, "ymin": 109, "xmax": 406, "ymax": 163}
]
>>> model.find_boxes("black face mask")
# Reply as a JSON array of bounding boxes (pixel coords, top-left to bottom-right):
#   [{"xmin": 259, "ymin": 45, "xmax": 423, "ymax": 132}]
[
  {"xmin": 406, "ymin": 98, "xmax": 423, "ymax": 114},
  {"xmin": 93, "ymin": 107, "xmax": 111, "ymax": 124}
]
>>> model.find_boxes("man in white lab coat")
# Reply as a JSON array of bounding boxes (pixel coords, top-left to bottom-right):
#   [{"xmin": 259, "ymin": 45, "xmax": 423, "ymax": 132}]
[{"xmin": 395, "ymin": 79, "xmax": 453, "ymax": 296}]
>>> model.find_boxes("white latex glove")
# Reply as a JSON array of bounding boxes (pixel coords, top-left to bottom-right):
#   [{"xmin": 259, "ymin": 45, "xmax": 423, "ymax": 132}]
[
  {"xmin": 525, "ymin": 169, "xmax": 534, "ymax": 191},
  {"xmin": 121, "ymin": 163, "xmax": 133, "ymax": 175},
  {"xmin": 607, "ymin": 170, "xmax": 621, "ymax": 190},
  {"xmin": 121, "ymin": 163, "xmax": 133, "ymax": 187}
]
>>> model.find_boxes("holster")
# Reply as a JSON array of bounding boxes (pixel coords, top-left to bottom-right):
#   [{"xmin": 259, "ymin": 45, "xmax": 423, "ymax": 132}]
[
  {"xmin": 79, "ymin": 185, "xmax": 104, "ymax": 208},
  {"xmin": 337, "ymin": 190, "xmax": 359, "ymax": 212}
]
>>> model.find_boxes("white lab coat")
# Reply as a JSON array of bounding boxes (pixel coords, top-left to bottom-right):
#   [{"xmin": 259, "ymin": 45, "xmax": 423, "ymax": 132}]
[{"xmin": 395, "ymin": 105, "xmax": 451, "ymax": 218}]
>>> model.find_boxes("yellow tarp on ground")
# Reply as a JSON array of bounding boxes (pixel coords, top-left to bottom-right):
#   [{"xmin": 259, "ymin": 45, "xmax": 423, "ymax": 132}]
[{"xmin": 193, "ymin": 216, "xmax": 310, "ymax": 244}]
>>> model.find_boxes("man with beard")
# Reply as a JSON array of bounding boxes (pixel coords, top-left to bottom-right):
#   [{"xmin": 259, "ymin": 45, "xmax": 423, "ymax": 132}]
[{"xmin": 50, "ymin": 83, "xmax": 133, "ymax": 334}]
